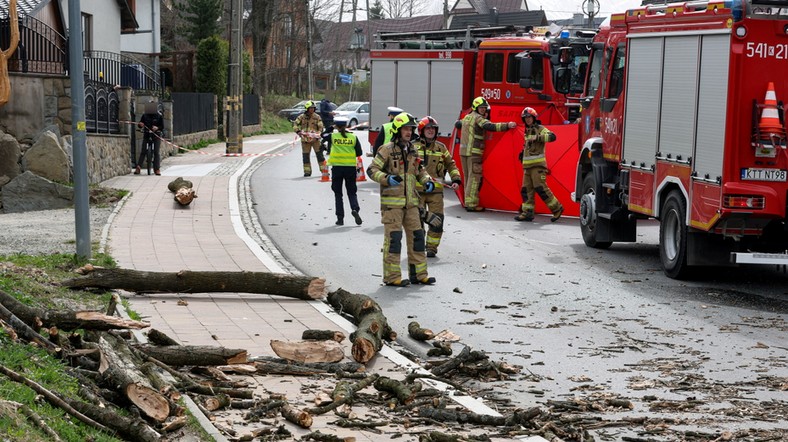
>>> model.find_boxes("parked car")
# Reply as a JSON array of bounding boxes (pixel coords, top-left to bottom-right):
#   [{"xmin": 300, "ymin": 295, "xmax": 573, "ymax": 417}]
[
  {"xmin": 333, "ymin": 101, "xmax": 370, "ymax": 129},
  {"xmin": 277, "ymin": 100, "xmax": 310, "ymax": 122}
]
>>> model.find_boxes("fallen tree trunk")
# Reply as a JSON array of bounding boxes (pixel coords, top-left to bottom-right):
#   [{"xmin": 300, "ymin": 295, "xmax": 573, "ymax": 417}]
[
  {"xmin": 270, "ymin": 339, "xmax": 345, "ymax": 364},
  {"xmin": 326, "ymin": 288, "xmax": 396, "ymax": 364},
  {"xmin": 61, "ymin": 268, "xmax": 326, "ymax": 299},
  {"xmin": 97, "ymin": 334, "xmax": 170, "ymax": 422},
  {"xmin": 302, "ymin": 329, "xmax": 346, "ymax": 342},
  {"xmin": 0, "ymin": 290, "xmax": 148, "ymax": 332},
  {"xmin": 134, "ymin": 344, "xmax": 247, "ymax": 366},
  {"xmin": 0, "ymin": 300, "xmax": 57, "ymax": 352},
  {"xmin": 418, "ymin": 406, "xmax": 542, "ymax": 427}
]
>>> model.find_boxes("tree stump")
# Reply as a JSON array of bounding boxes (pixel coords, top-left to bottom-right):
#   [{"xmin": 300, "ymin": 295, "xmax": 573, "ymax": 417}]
[
  {"xmin": 326, "ymin": 288, "xmax": 395, "ymax": 364},
  {"xmin": 167, "ymin": 177, "xmax": 197, "ymax": 206}
]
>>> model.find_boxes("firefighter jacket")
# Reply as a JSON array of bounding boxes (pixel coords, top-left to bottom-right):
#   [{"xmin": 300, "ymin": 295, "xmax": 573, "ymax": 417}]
[
  {"xmin": 521, "ymin": 123, "xmax": 556, "ymax": 169},
  {"xmin": 414, "ymin": 138, "xmax": 461, "ymax": 193},
  {"xmin": 327, "ymin": 131, "xmax": 362, "ymax": 167},
  {"xmin": 293, "ymin": 112, "xmax": 324, "ymax": 143},
  {"xmin": 459, "ymin": 111, "xmax": 510, "ymax": 157},
  {"xmin": 367, "ymin": 140, "xmax": 432, "ymax": 209}
]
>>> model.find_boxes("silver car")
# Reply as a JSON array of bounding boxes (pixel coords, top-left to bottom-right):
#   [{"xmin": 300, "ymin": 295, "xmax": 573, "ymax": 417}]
[{"xmin": 333, "ymin": 101, "xmax": 370, "ymax": 129}]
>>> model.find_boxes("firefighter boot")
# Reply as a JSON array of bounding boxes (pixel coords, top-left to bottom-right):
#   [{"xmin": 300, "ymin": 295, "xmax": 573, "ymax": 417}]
[
  {"xmin": 514, "ymin": 212, "xmax": 534, "ymax": 222},
  {"xmin": 409, "ymin": 265, "xmax": 436, "ymax": 285},
  {"xmin": 551, "ymin": 206, "xmax": 564, "ymax": 222}
]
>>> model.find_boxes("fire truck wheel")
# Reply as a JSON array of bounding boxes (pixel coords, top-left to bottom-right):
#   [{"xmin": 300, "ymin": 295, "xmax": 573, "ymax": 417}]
[
  {"xmin": 579, "ymin": 174, "xmax": 612, "ymax": 249},
  {"xmin": 659, "ymin": 190, "xmax": 692, "ymax": 279}
]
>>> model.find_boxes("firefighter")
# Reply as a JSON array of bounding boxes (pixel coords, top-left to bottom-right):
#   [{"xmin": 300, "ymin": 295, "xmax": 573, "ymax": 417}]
[
  {"xmin": 326, "ymin": 117, "xmax": 363, "ymax": 226},
  {"xmin": 515, "ymin": 107, "xmax": 563, "ymax": 222},
  {"xmin": 372, "ymin": 106, "xmax": 404, "ymax": 157},
  {"xmin": 367, "ymin": 112, "xmax": 436, "ymax": 287},
  {"xmin": 293, "ymin": 101, "xmax": 326, "ymax": 177},
  {"xmin": 414, "ymin": 116, "xmax": 461, "ymax": 258},
  {"xmin": 458, "ymin": 96, "xmax": 516, "ymax": 211}
]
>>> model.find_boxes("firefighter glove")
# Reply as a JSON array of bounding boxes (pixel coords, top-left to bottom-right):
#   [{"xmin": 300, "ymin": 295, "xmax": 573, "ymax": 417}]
[
  {"xmin": 387, "ymin": 175, "xmax": 403, "ymax": 186},
  {"xmin": 425, "ymin": 181, "xmax": 435, "ymax": 193}
]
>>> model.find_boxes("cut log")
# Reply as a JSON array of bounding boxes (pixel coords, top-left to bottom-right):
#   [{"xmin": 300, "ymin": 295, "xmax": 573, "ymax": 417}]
[
  {"xmin": 250, "ymin": 358, "xmax": 363, "ymax": 375},
  {"xmin": 302, "ymin": 329, "xmax": 346, "ymax": 342},
  {"xmin": 61, "ymin": 394, "xmax": 162, "ymax": 442},
  {"xmin": 0, "ymin": 300, "xmax": 56, "ymax": 352},
  {"xmin": 134, "ymin": 344, "xmax": 247, "ymax": 366},
  {"xmin": 373, "ymin": 376, "xmax": 417, "ymax": 405},
  {"xmin": 97, "ymin": 334, "xmax": 170, "ymax": 422},
  {"xmin": 306, "ymin": 373, "xmax": 379, "ymax": 415},
  {"xmin": 407, "ymin": 321, "xmax": 434, "ymax": 341},
  {"xmin": 61, "ymin": 268, "xmax": 327, "ymax": 299},
  {"xmin": 418, "ymin": 406, "xmax": 542, "ymax": 426},
  {"xmin": 270, "ymin": 339, "xmax": 344, "ymax": 364},
  {"xmin": 145, "ymin": 328, "xmax": 180, "ymax": 346},
  {"xmin": 326, "ymin": 288, "xmax": 396, "ymax": 364},
  {"xmin": 0, "ymin": 289, "xmax": 148, "ymax": 332},
  {"xmin": 281, "ymin": 403, "xmax": 313, "ymax": 428},
  {"xmin": 168, "ymin": 177, "xmax": 197, "ymax": 206}
]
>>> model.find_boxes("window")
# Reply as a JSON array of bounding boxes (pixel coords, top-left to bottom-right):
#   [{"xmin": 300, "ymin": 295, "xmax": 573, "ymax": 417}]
[
  {"xmin": 82, "ymin": 13, "xmax": 92, "ymax": 51},
  {"xmin": 585, "ymin": 46, "xmax": 605, "ymax": 97},
  {"xmin": 283, "ymin": 15, "xmax": 292, "ymax": 38},
  {"xmin": 483, "ymin": 53, "xmax": 504, "ymax": 82},
  {"xmin": 529, "ymin": 54, "xmax": 544, "ymax": 90},
  {"xmin": 506, "ymin": 53, "xmax": 519, "ymax": 83},
  {"xmin": 607, "ymin": 45, "xmax": 626, "ymax": 99}
]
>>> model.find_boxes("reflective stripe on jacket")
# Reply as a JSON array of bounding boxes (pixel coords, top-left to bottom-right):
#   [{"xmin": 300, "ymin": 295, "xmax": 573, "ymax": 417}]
[
  {"xmin": 293, "ymin": 113, "xmax": 323, "ymax": 142},
  {"xmin": 367, "ymin": 140, "xmax": 431, "ymax": 209},
  {"xmin": 414, "ymin": 139, "xmax": 461, "ymax": 192},
  {"xmin": 521, "ymin": 124, "xmax": 554, "ymax": 168},
  {"xmin": 459, "ymin": 111, "xmax": 509, "ymax": 157}
]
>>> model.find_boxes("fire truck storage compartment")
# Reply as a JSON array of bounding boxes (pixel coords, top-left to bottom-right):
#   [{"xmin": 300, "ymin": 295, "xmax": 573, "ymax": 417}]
[
  {"xmin": 369, "ymin": 58, "xmax": 464, "ymax": 137},
  {"xmin": 622, "ymin": 32, "xmax": 730, "ymax": 184}
]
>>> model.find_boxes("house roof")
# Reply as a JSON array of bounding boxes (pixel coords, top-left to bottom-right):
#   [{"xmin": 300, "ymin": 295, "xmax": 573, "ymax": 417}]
[
  {"xmin": 117, "ymin": 0, "xmax": 139, "ymax": 30},
  {"xmin": 451, "ymin": 0, "xmax": 525, "ymax": 15},
  {"xmin": 450, "ymin": 10, "xmax": 548, "ymax": 29},
  {"xmin": 0, "ymin": 0, "xmax": 138, "ymax": 30},
  {"xmin": 0, "ymin": 0, "xmax": 44, "ymax": 14}
]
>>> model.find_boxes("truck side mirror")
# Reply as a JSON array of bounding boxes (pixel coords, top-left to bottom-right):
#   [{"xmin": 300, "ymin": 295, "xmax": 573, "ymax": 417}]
[
  {"xmin": 519, "ymin": 58, "xmax": 533, "ymax": 89},
  {"xmin": 554, "ymin": 67, "xmax": 571, "ymax": 94}
]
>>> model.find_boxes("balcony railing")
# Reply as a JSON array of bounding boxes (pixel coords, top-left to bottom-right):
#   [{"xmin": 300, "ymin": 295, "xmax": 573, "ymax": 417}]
[
  {"xmin": 83, "ymin": 50, "xmax": 161, "ymax": 92},
  {"xmin": 0, "ymin": 8, "xmax": 67, "ymax": 75}
]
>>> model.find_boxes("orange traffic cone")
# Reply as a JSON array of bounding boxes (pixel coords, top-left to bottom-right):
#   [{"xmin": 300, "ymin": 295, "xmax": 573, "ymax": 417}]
[
  {"xmin": 320, "ymin": 161, "xmax": 330, "ymax": 182},
  {"xmin": 356, "ymin": 156, "xmax": 367, "ymax": 182},
  {"xmin": 759, "ymin": 82, "xmax": 784, "ymax": 134}
]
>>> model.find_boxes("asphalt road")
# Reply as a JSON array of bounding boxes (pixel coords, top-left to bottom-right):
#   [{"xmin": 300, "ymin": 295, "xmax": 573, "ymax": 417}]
[{"xmin": 251, "ymin": 134, "xmax": 788, "ymax": 439}]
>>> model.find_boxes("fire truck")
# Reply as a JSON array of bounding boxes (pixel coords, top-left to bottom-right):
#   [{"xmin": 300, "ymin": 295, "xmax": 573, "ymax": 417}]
[
  {"xmin": 368, "ymin": 26, "xmax": 594, "ymax": 215},
  {"xmin": 569, "ymin": 0, "xmax": 788, "ymax": 278}
]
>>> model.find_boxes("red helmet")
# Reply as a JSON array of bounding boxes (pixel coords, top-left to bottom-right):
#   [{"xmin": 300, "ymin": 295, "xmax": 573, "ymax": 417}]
[
  {"xmin": 417, "ymin": 116, "xmax": 439, "ymax": 136},
  {"xmin": 521, "ymin": 107, "xmax": 538, "ymax": 121}
]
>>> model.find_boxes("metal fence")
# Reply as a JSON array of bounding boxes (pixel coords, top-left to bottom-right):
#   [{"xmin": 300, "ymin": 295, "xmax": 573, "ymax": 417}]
[
  {"xmin": 243, "ymin": 94, "xmax": 260, "ymax": 126},
  {"xmin": 172, "ymin": 92, "xmax": 215, "ymax": 136},
  {"xmin": 0, "ymin": 10, "xmax": 66, "ymax": 75},
  {"xmin": 83, "ymin": 50, "xmax": 161, "ymax": 92},
  {"xmin": 85, "ymin": 80, "xmax": 120, "ymax": 134}
]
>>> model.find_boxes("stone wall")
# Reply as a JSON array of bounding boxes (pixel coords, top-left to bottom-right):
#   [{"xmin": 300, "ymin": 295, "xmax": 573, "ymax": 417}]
[{"xmin": 86, "ymin": 134, "xmax": 131, "ymax": 183}]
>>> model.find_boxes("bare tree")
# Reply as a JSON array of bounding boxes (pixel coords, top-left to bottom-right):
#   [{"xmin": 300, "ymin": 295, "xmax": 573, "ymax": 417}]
[{"xmin": 380, "ymin": 0, "xmax": 428, "ymax": 18}]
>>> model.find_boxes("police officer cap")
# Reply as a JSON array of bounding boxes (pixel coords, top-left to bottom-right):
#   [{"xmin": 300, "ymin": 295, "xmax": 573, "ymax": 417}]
[
  {"xmin": 387, "ymin": 106, "xmax": 404, "ymax": 116},
  {"xmin": 334, "ymin": 117, "xmax": 349, "ymax": 126}
]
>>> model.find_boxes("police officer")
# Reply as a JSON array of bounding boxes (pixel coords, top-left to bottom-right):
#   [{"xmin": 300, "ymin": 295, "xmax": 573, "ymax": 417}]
[
  {"xmin": 293, "ymin": 101, "xmax": 325, "ymax": 177},
  {"xmin": 326, "ymin": 117, "xmax": 363, "ymax": 226},
  {"xmin": 515, "ymin": 107, "xmax": 563, "ymax": 222},
  {"xmin": 367, "ymin": 112, "xmax": 436, "ymax": 287},
  {"xmin": 458, "ymin": 97, "xmax": 516, "ymax": 211},
  {"xmin": 414, "ymin": 116, "xmax": 461, "ymax": 258},
  {"xmin": 372, "ymin": 106, "xmax": 404, "ymax": 157}
]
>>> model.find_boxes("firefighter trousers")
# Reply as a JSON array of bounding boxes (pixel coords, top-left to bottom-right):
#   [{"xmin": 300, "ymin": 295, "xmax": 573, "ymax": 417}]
[
  {"xmin": 461, "ymin": 155, "xmax": 484, "ymax": 209},
  {"xmin": 520, "ymin": 166, "xmax": 562, "ymax": 216},
  {"xmin": 331, "ymin": 166, "xmax": 359, "ymax": 220},
  {"xmin": 301, "ymin": 140, "xmax": 326, "ymax": 176},
  {"xmin": 419, "ymin": 192, "xmax": 445, "ymax": 253},
  {"xmin": 381, "ymin": 206, "xmax": 428, "ymax": 284}
]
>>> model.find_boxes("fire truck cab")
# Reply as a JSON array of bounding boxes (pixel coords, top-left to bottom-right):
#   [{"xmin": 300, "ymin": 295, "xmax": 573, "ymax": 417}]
[
  {"xmin": 368, "ymin": 26, "xmax": 593, "ymax": 213},
  {"xmin": 571, "ymin": 0, "xmax": 788, "ymax": 278}
]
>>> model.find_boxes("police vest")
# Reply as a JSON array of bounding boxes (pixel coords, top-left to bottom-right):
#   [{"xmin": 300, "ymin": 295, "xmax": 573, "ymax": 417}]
[
  {"xmin": 328, "ymin": 132, "xmax": 358, "ymax": 167},
  {"xmin": 382, "ymin": 122, "xmax": 394, "ymax": 144}
]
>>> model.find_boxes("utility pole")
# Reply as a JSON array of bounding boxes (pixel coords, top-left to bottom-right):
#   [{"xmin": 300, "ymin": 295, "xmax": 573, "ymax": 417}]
[
  {"xmin": 306, "ymin": 0, "xmax": 314, "ymax": 98},
  {"xmin": 68, "ymin": 0, "xmax": 90, "ymax": 259},
  {"xmin": 226, "ymin": 0, "xmax": 243, "ymax": 154}
]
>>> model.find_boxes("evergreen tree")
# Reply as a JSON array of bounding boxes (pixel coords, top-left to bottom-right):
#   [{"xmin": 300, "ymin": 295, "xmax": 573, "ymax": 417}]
[
  {"xmin": 179, "ymin": 0, "xmax": 223, "ymax": 43},
  {"xmin": 369, "ymin": 1, "xmax": 385, "ymax": 19},
  {"xmin": 195, "ymin": 36, "xmax": 228, "ymax": 97}
]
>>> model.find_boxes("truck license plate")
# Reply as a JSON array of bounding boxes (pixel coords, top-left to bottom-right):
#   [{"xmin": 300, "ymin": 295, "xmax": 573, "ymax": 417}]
[{"xmin": 741, "ymin": 168, "xmax": 787, "ymax": 182}]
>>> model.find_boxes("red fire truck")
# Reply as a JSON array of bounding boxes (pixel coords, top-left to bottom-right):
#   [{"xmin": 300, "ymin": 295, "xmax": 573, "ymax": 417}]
[
  {"xmin": 569, "ymin": 0, "xmax": 788, "ymax": 278},
  {"xmin": 368, "ymin": 26, "xmax": 594, "ymax": 215}
]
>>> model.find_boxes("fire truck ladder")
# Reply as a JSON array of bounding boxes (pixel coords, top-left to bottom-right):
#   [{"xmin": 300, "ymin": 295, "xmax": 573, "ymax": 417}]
[{"xmin": 374, "ymin": 25, "xmax": 526, "ymax": 50}]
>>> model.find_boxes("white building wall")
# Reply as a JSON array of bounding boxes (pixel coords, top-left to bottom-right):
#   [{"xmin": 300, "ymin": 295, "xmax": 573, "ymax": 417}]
[
  {"xmin": 121, "ymin": 0, "xmax": 160, "ymax": 54},
  {"xmin": 60, "ymin": 0, "xmax": 121, "ymax": 53}
]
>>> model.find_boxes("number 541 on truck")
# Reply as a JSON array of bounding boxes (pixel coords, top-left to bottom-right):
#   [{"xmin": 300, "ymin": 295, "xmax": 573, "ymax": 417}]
[{"xmin": 566, "ymin": 0, "xmax": 788, "ymax": 278}]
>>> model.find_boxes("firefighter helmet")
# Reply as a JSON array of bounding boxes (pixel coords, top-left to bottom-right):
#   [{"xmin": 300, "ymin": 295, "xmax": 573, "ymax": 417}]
[
  {"xmin": 304, "ymin": 101, "xmax": 316, "ymax": 110},
  {"xmin": 417, "ymin": 116, "xmax": 439, "ymax": 136},
  {"xmin": 472, "ymin": 96, "xmax": 489, "ymax": 111},
  {"xmin": 521, "ymin": 107, "xmax": 538, "ymax": 121},
  {"xmin": 392, "ymin": 112, "xmax": 417, "ymax": 133}
]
